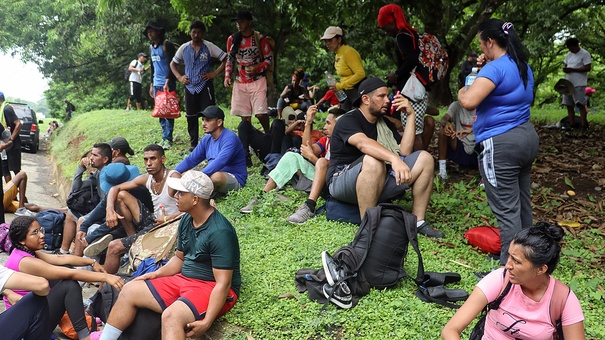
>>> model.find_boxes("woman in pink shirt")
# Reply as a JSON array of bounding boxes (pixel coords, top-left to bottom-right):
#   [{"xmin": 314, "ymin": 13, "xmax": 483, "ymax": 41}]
[{"xmin": 442, "ymin": 222, "xmax": 585, "ymax": 339}]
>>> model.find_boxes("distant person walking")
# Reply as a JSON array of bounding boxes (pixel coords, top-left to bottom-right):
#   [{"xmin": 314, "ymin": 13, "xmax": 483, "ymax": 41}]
[
  {"xmin": 562, "ymin": 37, "xmax": 591, "ymax": 130},
  {"xmin": 0, "ymin": 91, "xmax": 23, "ymax": 183},
  {"xmin": 224, "ymin": 10, "xmax": 273, "ymax": 133},
  {"xmin": 126, "ymin": 52, "xmax": 148, "ymax": 111},
  {"xmin": 171, "ymin": 20, "xmax": 227, "ymax": 152},
  {"xmin": 64, "ymin": 99, "xmax": 75, "ymax": 121},
  {"xmin": 144, "ymin": 21, "xmax": 177, "ymax": 150}
]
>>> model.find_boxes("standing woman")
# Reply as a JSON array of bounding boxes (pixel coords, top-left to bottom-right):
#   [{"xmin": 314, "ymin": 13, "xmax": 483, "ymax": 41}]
[
  {"xmin": 457, "ymin": 19, "xmax": 539, "ymax": 265},
  {"xmin": 442, "ymin": 222, "xmax": 585, "ymax": 339},
  {"xmin": 320, "ymin": 26, "xmax": 366, "ymax": 111},
  {"xmin": 5, "ymin": 216, "xmax": 125, "ymax": 340}
]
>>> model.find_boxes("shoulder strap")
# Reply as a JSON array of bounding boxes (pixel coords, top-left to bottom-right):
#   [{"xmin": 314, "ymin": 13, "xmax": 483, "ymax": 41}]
[
  {"xmin": 549, "ymin": 278, "xmax": 570, "ymax": 336},
  {"xmin": 489, "ymin": 269, "xmax": 512, "ymax": 310},
  {"xmin": 253, "ymin": 31, "xmax": 261, "ymax": 48}
]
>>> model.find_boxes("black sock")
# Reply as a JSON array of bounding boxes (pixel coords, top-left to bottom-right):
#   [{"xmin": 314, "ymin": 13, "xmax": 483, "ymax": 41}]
[{"xmin": 305, "ymin": 199, "xmax": 316, "ymax": 212}]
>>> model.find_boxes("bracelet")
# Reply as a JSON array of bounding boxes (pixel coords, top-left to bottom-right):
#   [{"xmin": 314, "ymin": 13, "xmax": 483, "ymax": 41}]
[{"xmin": 90, "ymin": 259, "xmax": 97, "ymax": 267}]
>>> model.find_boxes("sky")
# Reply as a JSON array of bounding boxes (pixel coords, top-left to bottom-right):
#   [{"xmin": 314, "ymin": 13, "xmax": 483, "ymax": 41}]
[{"xmin": 0, "ymin": 52, "xmax": 49, "ymax": 103}]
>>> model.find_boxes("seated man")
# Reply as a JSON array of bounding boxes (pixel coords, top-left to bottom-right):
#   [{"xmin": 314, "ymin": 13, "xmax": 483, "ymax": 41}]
[
  {"xmin": 3, "ymin": 171, "xmax": 31, "ymax": 216},
  {"xmin": 276, "ymin": 68, "xmax": 311, "ymax": 118},
  {"xmin": 90, "ymin": 171, "xmax": 240, "ymax": 340},
  {"xmin": 316, "ymin": 89, "xmax": 340, "ymax": 112},
  {"xmin": 107, "ymin": 136, "xmax": 135, "ymax": 165},
  {"xmin": 327, "ymin": 78, "xmax": 443, "ymax": 238},
  {"xmin": 175, "ymin": 106, "xmax": 247, "ymax": 196},
  {"xmin": 97, "ymin": 144, "xmax": 181, "ymax": 274},
  {"xmin": 437, "ymin": 101, "xmax": 477, "ymax": 179},
  {"xmin": 241, "ymin": 106, "xmax": 344, "ymax": 225},
  {"xmin": 57, "ymin": 143, "xmax": 112, "ymax": 254},
  {"xmin": 74, "ymin": 163, "xmax": 152, "ymax": 257}
]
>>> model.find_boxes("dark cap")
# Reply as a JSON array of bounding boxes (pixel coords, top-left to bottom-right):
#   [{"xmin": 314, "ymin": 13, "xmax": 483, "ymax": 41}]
[
  {"xmin": 137, "ymin": 52, "xmax": 147, "ymax": 58},
  {"xmin": 469, "ymin": 51, "xmax": 478, "ymax": 57},
  {"xmin": 107, "ymin": 137, "xmax": 135, "ymax": 155},
  {"xmin": 200, "ymin": 105, "xmax": 225, "ymax": 120},
  {"xmin": 353, "ymin": 77, "xmax": 388, "ymax": 107},
  {"xmin": 142, "ymin": 21, "xmax": 165, "ymax": 36},
  {"xmin": 233, "ymin": 11, "xmax": 253, "ymax": 21}
]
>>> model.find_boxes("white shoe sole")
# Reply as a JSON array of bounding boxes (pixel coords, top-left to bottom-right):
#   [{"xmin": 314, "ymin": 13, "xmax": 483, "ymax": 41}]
[
  {"xmin": 321, "ymin": 251, "xmax": 336, "ymax": 286},
  {"xmin": 83, "ymin": 234, "xmax": 113, "ymax": 257}
]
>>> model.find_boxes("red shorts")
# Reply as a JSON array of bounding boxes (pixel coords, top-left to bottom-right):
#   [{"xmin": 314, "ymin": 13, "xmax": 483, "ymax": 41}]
[{"xmin": 146, "ymin": 274, "xmax": 238, "ymax": 320}]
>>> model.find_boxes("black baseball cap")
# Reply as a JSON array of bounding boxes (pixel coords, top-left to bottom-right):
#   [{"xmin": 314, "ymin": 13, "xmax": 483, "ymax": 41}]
[
  {"xmin": 142, "ymin": 21, "xmax": 165, "ymax": 36},
  {"xmin": 200, "ymin": 105, "xmax": 225, "ymax": 120},
  {"xmin": 353, "ymin": 78, "xmax": 388, "ymax": 107},
  {"xmin": 233, "ymin": 11, "xmax": 253, "ymax": 21},
  {"xmin": 107, "ymin": 137, "xmax": 135, "ymax": 155}
]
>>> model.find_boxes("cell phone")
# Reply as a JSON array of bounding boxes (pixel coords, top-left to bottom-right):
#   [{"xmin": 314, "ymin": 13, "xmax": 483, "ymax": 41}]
[{"xmin": 390, "ymin": 91, "xmax": 401, "ymax": 116}]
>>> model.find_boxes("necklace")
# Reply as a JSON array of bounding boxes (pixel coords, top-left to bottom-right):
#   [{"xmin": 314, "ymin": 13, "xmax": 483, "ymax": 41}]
[{"xmin": 151, "ymin": 168, "xmax": 167, "ymax": 195}]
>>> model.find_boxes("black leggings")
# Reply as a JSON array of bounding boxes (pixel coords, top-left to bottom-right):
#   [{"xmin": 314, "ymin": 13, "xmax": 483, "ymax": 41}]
[
  {"xmin": 237, "ymin": 119, "xmax": 286, "ymax": 161},
  {"xmin": 0, "ymin": 293, "xmax": 51, "ymax": 340},
  {"xmin": 48, "ymin": 279, "xmax": 90, "ymax": 339}
]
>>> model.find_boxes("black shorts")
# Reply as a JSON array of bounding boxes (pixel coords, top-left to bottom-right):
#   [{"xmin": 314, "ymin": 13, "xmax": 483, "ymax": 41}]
[
  {"xmin": 120, "ymin": 201, "xmax": 156, "ymax": 249},
  {"xmin": 129, "ymin": 81, "xmax": 143, "ymax": 103}
]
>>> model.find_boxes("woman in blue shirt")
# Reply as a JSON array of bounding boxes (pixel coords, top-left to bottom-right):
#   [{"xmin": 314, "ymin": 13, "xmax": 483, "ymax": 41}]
[{"xmin": 458, "ymin": 19, "xmax": 539, "ymax": 266}]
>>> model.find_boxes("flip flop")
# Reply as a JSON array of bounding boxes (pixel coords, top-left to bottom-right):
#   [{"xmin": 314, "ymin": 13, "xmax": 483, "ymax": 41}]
[{"xmin": 416, "ymin": 285, "xmax": 469, "ymax": 308}]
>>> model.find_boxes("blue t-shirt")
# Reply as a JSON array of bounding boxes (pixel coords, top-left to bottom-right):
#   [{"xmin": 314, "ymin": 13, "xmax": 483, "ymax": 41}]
[
  {"xmin": 150, "ymin": 44, "xmax": 170, "ymax": 87},
  {"xmin": 175, "ymin": 128, "xmax": 247, "ymax": 186},
  {"xmin": 474, "ymin": 55, "xmax": 534, "ymax": 143}
]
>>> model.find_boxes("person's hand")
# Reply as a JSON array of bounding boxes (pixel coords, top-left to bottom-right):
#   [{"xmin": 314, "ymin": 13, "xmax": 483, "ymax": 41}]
[
  {"xmin": 391, "ymin": 94, "xmax": 415, "ymax": 117},
  {"xmin": 306, "ymin": 106, "xmax": 318, "ymax": 124},
  {"xmin": 391, "ymin": 157, "xmax": 412, "ymax": 186},
  {"xmin": 300, "ymin": 141, "xmax": 314, "ymax": 160},
  {"xmin": 91, "ymin": 261, "xmax": 107, "ymax": 273},
  {"xmin": 132, "ymin": 271, "xmax": 159, "ymax": 282},
  {"xmin": 179, "ymin": 75, "xmax": 190, "ymax": 85},
  {"xmin": 149, "ymin": 88, "xmax": 154, "ymax": 98},
  {"xmin": 563, "ymin": 67, "xmax": 572, "ymax": 73},
  {"xmin": 443, "ymin": 122, "xmax": 456, "ymax": 137},
  {"xmin": 80, "ymin": 156, "xmax": 90, "ymax": 168},
  {"xmin": 105, "ymin": 209, "xmax": 123, "ymax": 228},
  {"xmin": 386, "ymin": 73, "xmax": 398, "ymax": 86},
  {"xmin": 105, "ymin": 274, "xmax": 126, "ymax": 291},
  {"xmin": 4, "ymin": 290, "xmax": 23, "ymax": 306},
  {"xmin": 244, "ymin": 65, "xmax": 256, "ymax": 76},
  {"xmin": 476, "ymin": 54, "xmax": 488, "ymax": 67},
  {"xmin": 163, "ymin": 83, "xmax": 169, "ymax": 92},
  {"xmin": 328, "ymin": 83, "xmax": 336, "ymax": 90},
  {"xmin": 185, "ymin": 319, "xmax": 212, "ymax": 338},
  {"xmin": 224, "ymin": 77, "xmax": 231, "ymax": 88},
  {"xmin": 76, "ymin": 231, "xmax": 88, "ymax": 247},
  {"xmin": 455, "ymin": 128, "xmax": 472, "ymax": 140},
  {"xmin": 202, "ymin": 71, "xmax": 217, "ymax": 81}
]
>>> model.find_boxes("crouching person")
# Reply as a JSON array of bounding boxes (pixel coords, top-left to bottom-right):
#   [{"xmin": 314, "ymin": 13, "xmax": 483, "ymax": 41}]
[{"xmin": 90, "ymin": 171, "xmax": 240, "ymax": 340}]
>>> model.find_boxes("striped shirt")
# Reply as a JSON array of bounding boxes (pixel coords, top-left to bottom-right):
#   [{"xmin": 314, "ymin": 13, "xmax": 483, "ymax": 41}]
[{"xmin": 173, "ymin": 40, "xmax": 226, "ymax": 94}]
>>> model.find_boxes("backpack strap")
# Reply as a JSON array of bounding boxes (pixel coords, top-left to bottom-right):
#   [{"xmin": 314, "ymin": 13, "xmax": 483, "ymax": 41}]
[{"xmin": 549, "ymin": 278, "xmax": 570, "ymax": 339}]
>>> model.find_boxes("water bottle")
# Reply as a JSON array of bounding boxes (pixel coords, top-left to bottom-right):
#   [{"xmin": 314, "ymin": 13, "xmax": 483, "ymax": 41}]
[
  {"xmin": 1, "ymin": 149, "xmax": 6, "ymax": 161},
  {"xmin": 465, "ymin": 67, "xmax": 478, "ymax": 89},
  {"xmin": 324, "ymin": 71, "xmax": 348, "ymax": 102}
]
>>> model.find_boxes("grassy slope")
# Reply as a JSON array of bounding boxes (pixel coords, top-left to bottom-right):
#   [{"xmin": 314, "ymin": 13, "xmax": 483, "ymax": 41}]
[{"xmin": 49, "ymin": 108, "xmax": 604, "ymax": 339}]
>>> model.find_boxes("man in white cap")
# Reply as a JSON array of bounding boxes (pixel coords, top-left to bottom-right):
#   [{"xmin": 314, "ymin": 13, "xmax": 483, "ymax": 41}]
[{"xmin": 90, "ymin": 171, "xmax": 241, "ymax": 340}]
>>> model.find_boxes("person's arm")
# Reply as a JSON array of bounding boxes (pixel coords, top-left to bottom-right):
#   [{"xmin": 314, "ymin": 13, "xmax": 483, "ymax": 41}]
[
  {"xmin": 301, "ymin": 105, "xmax": 319, "ymax": 150},
  {"xmin": 70, "ymin": 161, "xmax": 89, "ymax": 192},
  {"xmin": 457, "ymin": 76, "xmax": 496, "ymax": 110},
  {"xmin": 4, "ymin": 107, "xmax": 22, "ymax": 138},
  {"xmin": 441, "ymin": 286, "xmax": 489, "ymax": 339},
  {"xmin": 391, "ymin": 33, "xmax": 420, "ymax": 85},
  {"xmin": 200, "ymin": 136, "xmax": 239, "ymax": 177},
  {"xmin": 336, "ymin": 47, "xmax": 366, "ymax": 91},
  {"xmin": 202, "ymin": 42, "xmax": 227, "ymax": 81},
  {"xmin": 3, "ymin": 270, "xmax": 50, "ymax": 296},
  {"xmin": 149, "ymin": 46, "xmax": 155, "ymax": 97},
  {"xmin": 19, "ymin": 255, "xmax": 125, "ymax": 291},
  {"xmin": 174, "ymin": 143, "xmax": 206, "ymax": 174},
  {"xmin": 79, "ymin": 195, "xmax": 108, "ymax": 232},
  {"xmin": 254, "ymin": 35, "xmax": 273, "ymax": 75},
  {"xmin": 285, "ymin": 120, "xmax": 305, "ymax": 135},
  {"xmin": 562, "ymin": 322, "xmax": 586, "ymax": 340},
  {"xmin": 392, "ymin": 95, "xmax": 416, "ymax": 156},
  {"xmin": 224, "ymin": 35, "xmax": 234, "ymax": 88},
  {"xmin": 279, "ymin": 85, "xmax": 291, "ymax": 99},
  {"xmin": 105, "ymin": 175, "xmax": 148, "ymax": 227},
  {"xmin": 185, "ymin": 268, "xmax": 233, "ymax": 338},
  {"xmin": 165, "ymin": 41, "xmax": 177, "ymax": 85},
  {"xmin": 128, "ymin": 60, "xmax": 139, "ymax": 72}
]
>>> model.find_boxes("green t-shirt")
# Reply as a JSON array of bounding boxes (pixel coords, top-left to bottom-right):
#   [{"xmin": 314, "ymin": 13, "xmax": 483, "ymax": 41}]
[{"xmin": 177, "ymin": 210, "xmax": 241, "ymax": 296}]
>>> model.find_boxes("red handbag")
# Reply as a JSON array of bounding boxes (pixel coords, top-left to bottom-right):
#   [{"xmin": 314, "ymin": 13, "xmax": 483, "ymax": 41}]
[
  {"xmin": 151, "ymin": 90, "xmax": 181, "ymax": 118},
  {"xmin": 464, "ymin": 225, "xmax": 501, "ymax": 255}
]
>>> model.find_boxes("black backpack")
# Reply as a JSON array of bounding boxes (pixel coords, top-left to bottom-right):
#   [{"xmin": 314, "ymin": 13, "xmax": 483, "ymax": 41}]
[
  {"xmin": 296, "ymin": 204, "xmax": 467, "ymax": 309},
  {"xmin": 36, "ymin": 209, "xmax": 66, "ymax": 250},
  {"xmin": 124, "ymin": 65, "xmax": 131, "ymax": 81},
  {"xmin": 66, "ymin": 177, "xmax": 101, "ymax": 215}
]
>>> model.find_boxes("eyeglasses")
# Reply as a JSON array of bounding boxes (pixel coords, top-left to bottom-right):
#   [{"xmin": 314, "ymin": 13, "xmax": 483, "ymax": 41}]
[{"xmin": 30, "ymin": 227, "xmax": 45, "ymax": 236}]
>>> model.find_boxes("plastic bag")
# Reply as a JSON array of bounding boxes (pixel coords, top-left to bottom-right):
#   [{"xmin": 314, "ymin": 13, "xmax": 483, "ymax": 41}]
[
  {"xmin": 402, "ymin": 73, "xmax": 426, "ymax": 102},
  {"xmin": 151, "ymin": 90, "xmax": 181, "ymax": 118},
  {"xmin": 464, "ymin": 225, "xmax": 501, "ymax": 255}
]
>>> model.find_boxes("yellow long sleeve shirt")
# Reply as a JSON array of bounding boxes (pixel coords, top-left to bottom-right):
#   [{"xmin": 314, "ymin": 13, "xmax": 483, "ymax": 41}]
[{"xmin": 334, "ymin": 44, "xmax": 365, "ymax": 91}]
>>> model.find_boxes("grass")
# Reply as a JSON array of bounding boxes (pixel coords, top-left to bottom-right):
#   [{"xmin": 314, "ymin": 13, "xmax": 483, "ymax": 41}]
[{"xmin": 48, "ymin": 107, "xmax": 605, "ymax": 339}]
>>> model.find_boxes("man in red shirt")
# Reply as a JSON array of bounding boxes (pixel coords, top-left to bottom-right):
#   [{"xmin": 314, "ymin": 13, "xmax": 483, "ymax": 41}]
[{"xmin": 224, "ymin": 11, "xmax": 273, "ymax": 133}]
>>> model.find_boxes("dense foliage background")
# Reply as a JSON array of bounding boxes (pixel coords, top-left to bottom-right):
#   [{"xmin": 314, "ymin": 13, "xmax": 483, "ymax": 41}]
[{"xmin": 0, "ymin": 0, "xmax": 603, "ymax": 118}]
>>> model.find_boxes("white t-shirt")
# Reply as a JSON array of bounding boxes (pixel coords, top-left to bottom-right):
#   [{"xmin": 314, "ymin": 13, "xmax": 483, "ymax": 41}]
[
  {"xmin": 0, "ymin": 266, "xmax": 15, "ymax": 291},
  {"xmin": 564, "ymin": 48, "xmax": 591, "ymax": 86},
  {"xmin": 446, "ymin": 101, "xmax": 476, "ymax": 154},
  {"xmin": 129, "ymin": 59, "xmax": 144, "ymax": 83}
]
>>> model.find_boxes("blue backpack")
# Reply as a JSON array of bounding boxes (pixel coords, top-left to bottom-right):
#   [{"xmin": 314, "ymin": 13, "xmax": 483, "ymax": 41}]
[{"xmin": 36, "ymin": 210, "xmax": 66, "ymax": 250}]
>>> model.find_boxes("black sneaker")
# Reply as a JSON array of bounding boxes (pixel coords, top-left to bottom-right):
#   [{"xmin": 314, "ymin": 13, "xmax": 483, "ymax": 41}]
[
  {"xmin": 417, "ymin": 221, "xmax": 445, "ymax": 239},
  {"xmin": 322, "ymin": 251, "xmax": 345, "ymax": 286},
  {"xmin": 322, "ymin": 282, "xmax": 352, "ymax": 309}
]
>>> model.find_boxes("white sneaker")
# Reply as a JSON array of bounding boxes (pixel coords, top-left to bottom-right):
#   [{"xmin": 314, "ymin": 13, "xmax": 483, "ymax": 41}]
[
  {"xmin": 15, "ymin": 207, "xmax": 36, "ymax": 216},
  {"xmin": 83, "ymin": 234, "xmax": 113, "ymax": 257}
]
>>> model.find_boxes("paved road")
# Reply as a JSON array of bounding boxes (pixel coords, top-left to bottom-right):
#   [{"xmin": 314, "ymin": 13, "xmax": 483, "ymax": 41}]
[{"xmin": 0, "ymin": 145, "xmax": 98, "ymax": 339}]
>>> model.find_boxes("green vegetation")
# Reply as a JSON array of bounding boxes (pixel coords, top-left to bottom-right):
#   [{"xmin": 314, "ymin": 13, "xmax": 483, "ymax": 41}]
[{"xmin": 49, "ymin": 109, "xmax": 605, "ymax": 339}]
